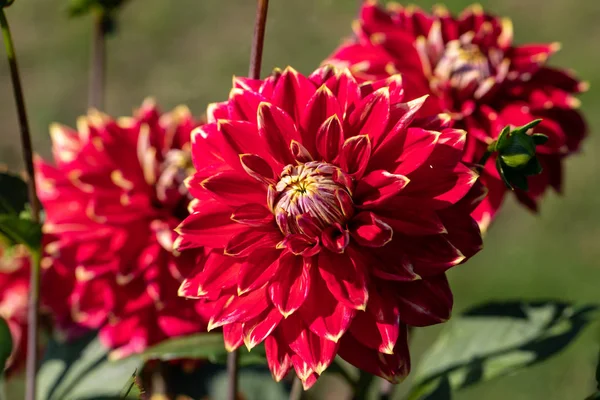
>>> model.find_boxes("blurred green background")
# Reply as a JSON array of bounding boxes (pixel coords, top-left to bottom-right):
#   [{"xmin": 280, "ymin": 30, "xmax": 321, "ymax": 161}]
[{"xmin": 1, "ymin": 0, "xmax": 599, "ymax": 399}]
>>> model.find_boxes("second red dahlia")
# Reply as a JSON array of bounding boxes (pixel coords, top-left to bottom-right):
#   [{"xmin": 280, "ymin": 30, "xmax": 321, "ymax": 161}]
[
  {"xmin": 326, "ymin": 2, "xmax": 587, "ymax": 231},
  {"xmin": 177, "ymin": 66, "xmax": 484, "ymax": 388}
]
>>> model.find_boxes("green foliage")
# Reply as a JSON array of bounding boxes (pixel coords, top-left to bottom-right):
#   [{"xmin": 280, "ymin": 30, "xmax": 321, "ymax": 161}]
[
  {"xmin": 37, "ymin": 331, "xmax": 141, "ymax": 400},
  {"xmin": 0, "ymin": 173, "xmax": 28, "ymax": 215},
  {"xmin": 0, "ymin": 317, "xmax": 12, "ymax": 372},
  {"xmin": 119, "ymin": 370, "xmax": 142, "ymax": 400},
  {"xmin": 408, "ymin": 301, "xmax": 598, "ymax": 400},
  {"xmin": 0, "ymin": 172, "xmax": 42, "ymax": 256},
  {"xmin": 490, "ymin": 120, "xmax": 547, "ymax": 191},
  {"xmin": 586, "ymin": 346, "xmax": 600, "ymax": 400},
  {"xmin": 141, "ymin": 332, "xmax": 266, "ymax": 366}
]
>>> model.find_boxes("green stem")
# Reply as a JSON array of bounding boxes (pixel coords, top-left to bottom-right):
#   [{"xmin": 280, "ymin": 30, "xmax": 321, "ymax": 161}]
[
  {"xmin": 0, "ymin": 9, "xmax": 41, "ymax": 400},
  {"xmin": 476, "ymin": 142, "xmax": 497, "ymax": 174},
  {"xmin": 289, "ymin": 377, "xmax": 302, "ymax": 400},
  {"xmin": 353, "ymin": 371, "xmax": 375, "ymax": 400},
  {"xmin": 226, "ymin": 350, "xmax": 239, "ymax": 400}
]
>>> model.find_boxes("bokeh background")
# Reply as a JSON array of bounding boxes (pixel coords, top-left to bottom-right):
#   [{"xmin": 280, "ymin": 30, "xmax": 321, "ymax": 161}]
[{"xmin": 1, "ymin": 0, "xmax": 599, "ymax": 399}]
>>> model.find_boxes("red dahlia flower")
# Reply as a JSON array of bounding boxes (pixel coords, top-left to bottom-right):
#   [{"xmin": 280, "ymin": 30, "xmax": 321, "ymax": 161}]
[
  {"xmin": 36, "ymin": 99, "xmax": 208, "ymax": 359},
  {"xmin": 326, "ymin": 2, "xmax": 587, "ymax": 231},
  {"xmin": 177, "ymin": 66, "xmax": 484, "ymax": 388},
  {"xmin": 0, "ymin": 245, "xmax": 29, "ymax": 374}
]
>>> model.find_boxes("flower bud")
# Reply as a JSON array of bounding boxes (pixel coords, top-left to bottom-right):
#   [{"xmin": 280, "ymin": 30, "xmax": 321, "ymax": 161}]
[{"xmin": 492, "ymin": 120, "xmax": 547, "ymax": 191}]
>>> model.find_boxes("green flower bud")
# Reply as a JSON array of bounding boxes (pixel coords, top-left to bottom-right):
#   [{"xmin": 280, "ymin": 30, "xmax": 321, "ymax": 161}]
[{"xmin": 491, "ymin": 120, "xmax": 548, "ymax": 191}]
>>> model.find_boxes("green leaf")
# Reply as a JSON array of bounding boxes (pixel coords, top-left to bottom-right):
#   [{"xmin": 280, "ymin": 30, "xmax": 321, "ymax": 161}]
[
  {"xmin": 0, "ymin": 317, "xmax": 12, "ymax": 372},
  {"xmin": 516, "ymin": 118, "xmax": 543, "ymax": 133},
  {"xmin": 119, "ymin": 370, "xmax": 142, "ymax": 399},
  {"xmin": 532, "ymin": 133, "xmax": 549, "ymax": 145},
  {"xmin": 140, "ymin": 332, "xmax": 266, "ymax": 366},
  {"xmin": 0, "ymin": 214, "xmax": 42, "ymax": 255},
  {"xmin": 408, "ymin": 301, "xmax": 598, "ymax": 400},
  {"xmin": 37, "ymin": 331, "xmax": 141, "ymax": 400},
  {"xmin": 0, "ymin": 172, "xmax": 28, "ymax": 215}
]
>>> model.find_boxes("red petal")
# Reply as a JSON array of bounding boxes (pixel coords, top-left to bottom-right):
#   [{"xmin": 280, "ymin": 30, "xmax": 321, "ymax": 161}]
[
  {"xmin": 184, "ymin": 251, "xmax": 241, "ymax": 300},
  {"xmin": 282, "ymin": 234, "xmax": 320, "ymax": 257},
  {"xmin": 338, "ymin": 325, "xmax": 410, "ymax": 384},
  {"xmin": 315, "ymin": 115, "xmax": 344, "ymax": 163},
  {"xmin": 318, "ymin": 251, "xmax": 368, "ymax": 310},
  {"xmin": 354, "ymin": 170, "xmax": 410, "ymax": 208},
  {"xmin": 257, "ymin": 102, "xmax": 299, "ymax": 165},
  {"xmin": 300, "ymin": 269, "xmax": 356, "ymax": 342},
  {"xmin": 396, "ymin": 275, "xmax": 453, "ymax": 327},
  {"xmin": 340, "ymin": 135, "xmax": 372, "ymax": 178},
  {"xmin": 243, "ymin": 307, "xmax": 283, "ymax": 349},
  {"xmin": 268, "ymin": 253, "xmax": 311, "ymax": 317},
  {"xmin": 223, "ymin": 323, "xmax": 244, "ymax": 352},
  {"xmin": 349, "ymin": 291, "xmax": 400, "ymax": 354},
  {"xmin": 239, "ymin": 153, "xmax": 276, "ymax": 186},
  {"xmin": 231, "ymin": 203, "xmax": 274, "ymax": 227},
  {"xmin": 280, "ymin": 314, "xmax": 339, "ymax": 375},
  {"xmin": 271, "ymin": 67, "xmax": 317, "ymax": 123},
  {"xmin": 301, "ymin": 85, "xmax": 342, "ymax": 154},
  {"xmin": 265, "ymin": 334, "xmax": 293, "ymax": 382},
  {"xmin": 202, "ymin": 170, "xmax": 266, "ymax": 206},
  {"xmin": 175, "ymin": 201, "xmax": 245, "ymax": 249},
  {"xmin": 350, "ymin": 212, "xmax": 393, "ymax": 247},
  {"xmin": 323, "ymin": 69, "xmax": 361, "ymax": 117},
  {"xmin": 207, "ymin": 288, "xmax": 270, "ymax": 331},
  {"xmin": 225, "ymin": 228, "xmax": 281, "ymax": 257},
  {"xmin": 238, "ymin": 250, "xmax": 282, "ymax": 295},
  {"xmin": 321, "ymin": 224, "xmax": 350, "ymax": 254},
  {"xmin": 228, "ymin": 88, "xmax": 265, "ymax": 122},
  {"xmin": 346, "ymin": 88, "xmax": 391, "ymax": 144}
]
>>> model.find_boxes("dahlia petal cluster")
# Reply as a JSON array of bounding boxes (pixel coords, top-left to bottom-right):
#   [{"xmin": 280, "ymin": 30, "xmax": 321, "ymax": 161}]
[
  {"xmin": 0, "ymin": 245, "xmax": 29, "ymax": 374},
  {"xmin": 36, "ymin": 100, "xmax": 208, "ymax": 358},
  {"xmin": 177, "ymin": 66, "xmax": 484, "ymax": 388},
  {"xmin": 326, "ymin": 1, "xmax": 587, "ymax": 231}
]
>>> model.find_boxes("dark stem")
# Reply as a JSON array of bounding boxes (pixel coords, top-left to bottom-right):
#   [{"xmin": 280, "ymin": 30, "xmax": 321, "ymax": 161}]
[
  {"xmin": 289, "ymin": 377, "xmax": 302, "ymax": 400},
  {"xmin": 227, "ymin": 350, "xmax": 240, "ymax": 400},
  {"xmin": 352, "ymin": 371, "xmax": 375, "ymax": 400},
  {"xmin": 0, "ymin": 8, "xmax": 41, "ymax": 400},
  {"xmin": 89, "ymin": 10, "xmax": 107, "ymax": 109},
  {"xmin": 248, "ymin": 0, "xmax": 269, "ymax": 79},
  {"xmin": 476, "ymin": 143, "xmax": 496, "ymax": 174}
]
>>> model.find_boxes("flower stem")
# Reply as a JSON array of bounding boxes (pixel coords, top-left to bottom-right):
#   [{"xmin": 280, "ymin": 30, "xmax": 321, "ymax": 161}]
[
  {"xmin": 89, "ymin": 10, "xmax": 107, "ymax": 109},
  {"xmin": 0, "ymin": 8, "xmax": 41, "ymax": 400},
  {"xmin": 248, "ymin": 0, "xmax": 269, "ymax": 79},
  {"xmin": 476, "ymin": 142, "xmax": 497, "ymax": 174},
  {"xmin": 289, "ymin": 377, "xmax": 302, "ymax": 400},
  {"xmin": 226, "ymin": 350, "xmax": 240, "ymax": 400}
]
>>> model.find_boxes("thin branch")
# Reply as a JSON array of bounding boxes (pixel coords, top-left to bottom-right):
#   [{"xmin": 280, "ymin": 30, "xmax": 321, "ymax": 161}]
[
  {"xmin": 248, "ymin": 0, "xmax": 269, "ymax": 80},
  {"xmin": 289, "ymin": 377, "xmax": 302, "ymax": 400},
  {"xmin": 0, "ymin": 8, "xmax": 41, "ymax": 400},
  {"xmin": 226, "ymin": 350, "xmax": 240, "ymax": 400},
  {"xmin": 89, "ymin": 10, "xmax": 107, "ymax": 109}
]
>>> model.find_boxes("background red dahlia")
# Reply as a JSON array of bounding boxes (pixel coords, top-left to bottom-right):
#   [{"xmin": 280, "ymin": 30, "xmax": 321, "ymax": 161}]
[
  {"xmin": 36, "ymin": 99, "xmax": 209, "ymax": 358},
  {"xmin": 326, "ymin": 1, "xmax": 588, "ymax": 232}
]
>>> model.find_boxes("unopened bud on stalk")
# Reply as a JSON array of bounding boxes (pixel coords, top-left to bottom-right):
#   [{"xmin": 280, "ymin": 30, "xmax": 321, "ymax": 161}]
[{"xmin": 490, "ymin": 119, "xmax": 548, "ymax": 191}]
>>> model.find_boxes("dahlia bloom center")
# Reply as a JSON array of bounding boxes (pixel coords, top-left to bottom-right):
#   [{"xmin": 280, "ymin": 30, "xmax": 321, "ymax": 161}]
[
  {"xmin": 272, "ymin": 161, "xmax": 353, "ymax": 235},
  {"xmin": 156, "ymin": 148, "xmax": 194, "ymax": 203},
  {"xmin": 434, "ymin": 41, "xmax": 491, "ymax": 90}
]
